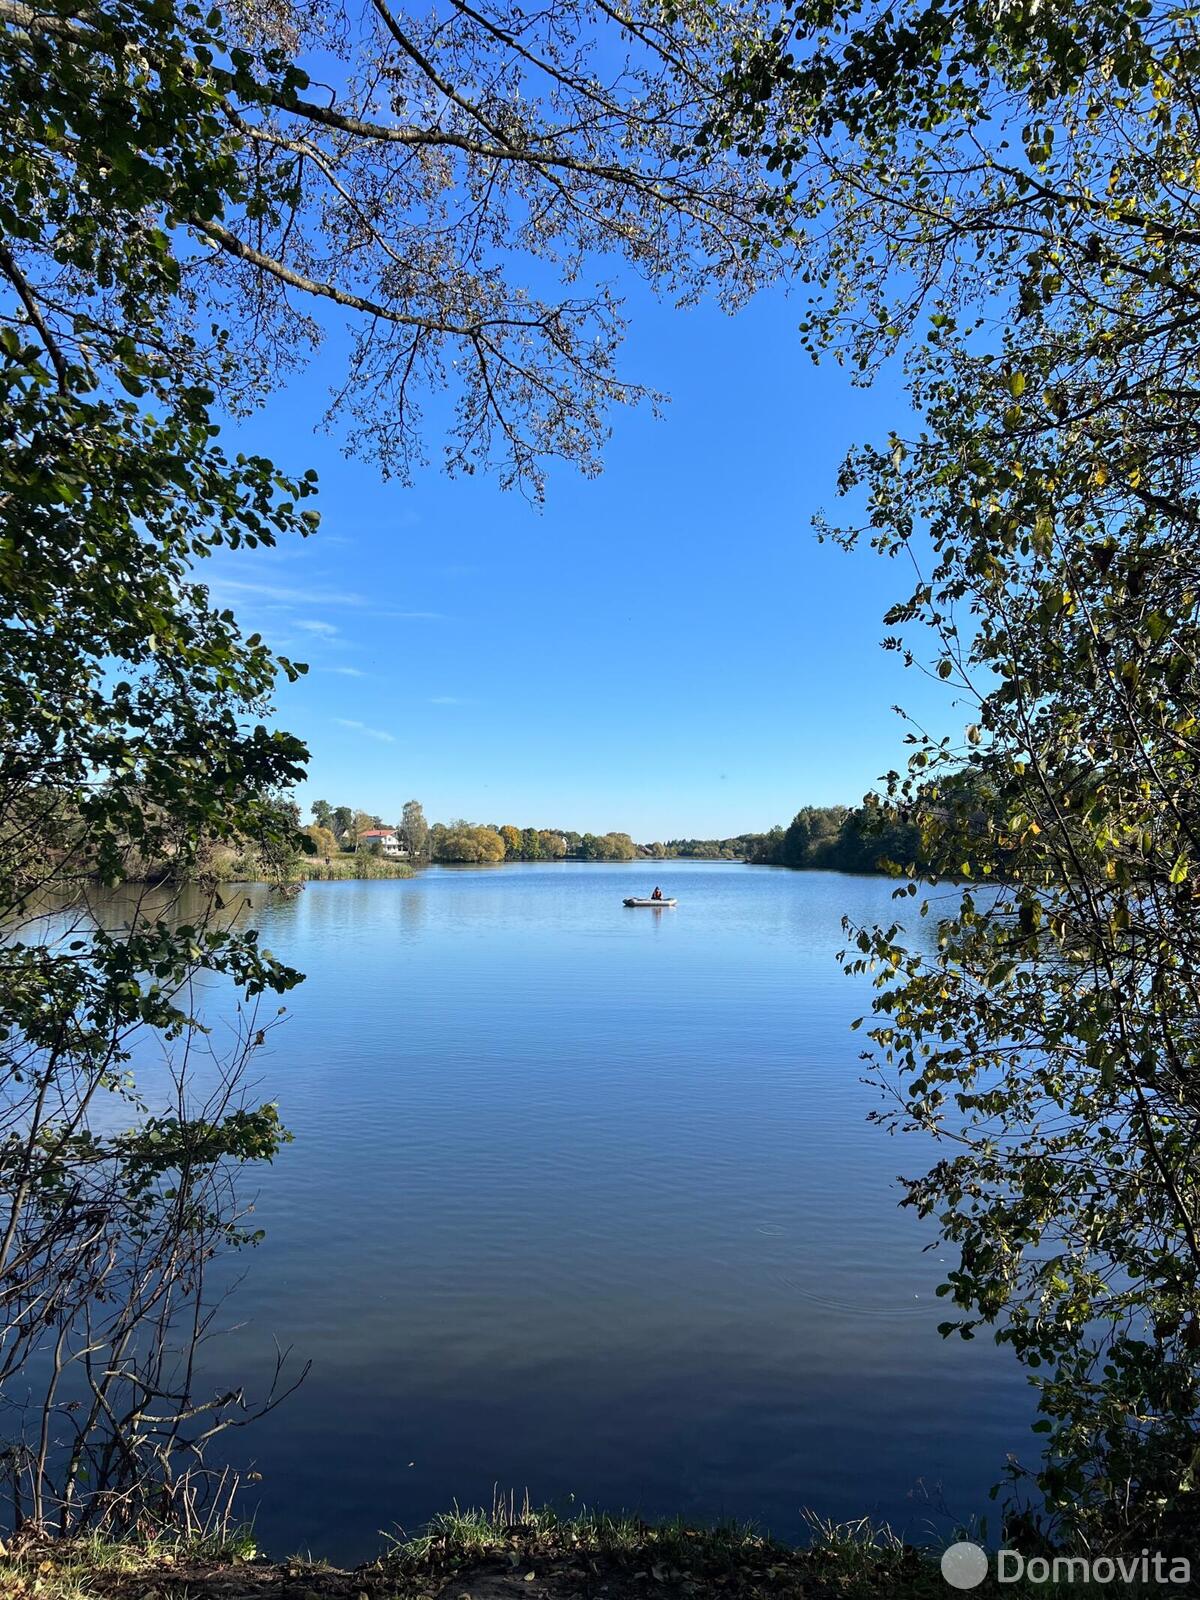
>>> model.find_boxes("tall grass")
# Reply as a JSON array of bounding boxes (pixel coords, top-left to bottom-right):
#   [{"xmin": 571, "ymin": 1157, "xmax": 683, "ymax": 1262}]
[{"xmin": 296, "ymin": 855, "xmax": 414, "ymax": 881}]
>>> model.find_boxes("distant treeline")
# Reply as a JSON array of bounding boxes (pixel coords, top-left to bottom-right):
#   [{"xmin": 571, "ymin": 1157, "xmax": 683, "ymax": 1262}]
[
  {"xmin": 749, "ymin": 806, "xmax": 921, "ymax": 873},
  {"xmin": 640, "ymin": 835, "xmax": 760, "ymax": 860},
  {"xmin": 651, "ymin": 805, "xmax": 921, "ymax": 875},
  {"xmin": 308, "ymin": 799, "xmax": 638, "ymax": 864},
  {"xmin": 309, "ymin": 798, "xmax": 923, "ymax": 875},
  {"xmin": 429, "ymin": 822, "xmax": 637, "ymax": 863}
]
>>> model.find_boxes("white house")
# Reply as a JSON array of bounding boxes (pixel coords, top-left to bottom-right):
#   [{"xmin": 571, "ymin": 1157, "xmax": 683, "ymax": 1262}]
[{"xmin": 357, "ymin": 828, "xmax": 408, "ymax": 858}]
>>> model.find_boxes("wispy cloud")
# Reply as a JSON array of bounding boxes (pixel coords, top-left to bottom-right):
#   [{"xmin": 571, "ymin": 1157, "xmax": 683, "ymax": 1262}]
[
  {"xmin": 335, "ymin": 718, "xmax": 396, "ymax": 744},
  {"xmin": 323, "ymin": 665, "xmax": 366, "ymax": 678},
  {"xmin": 429, "ymin": 695, "xmax": 470, "ymax": 706},
  {"xmin": 296, "ymin": 618, "xmax": 339, "ymax": 635},
  {"xmin": 208, "ymin": 577, "xmax": 372, "ymax": 608},
  {"xmin": 206, "ymin": 577, "xmax": 445, "ymax": 622}
]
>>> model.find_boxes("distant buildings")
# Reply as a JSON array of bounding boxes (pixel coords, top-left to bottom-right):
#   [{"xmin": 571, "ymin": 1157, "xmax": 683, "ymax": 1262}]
[{"xmin": 357, "ymin": 828, "xmax": 408, "ymax": 858}]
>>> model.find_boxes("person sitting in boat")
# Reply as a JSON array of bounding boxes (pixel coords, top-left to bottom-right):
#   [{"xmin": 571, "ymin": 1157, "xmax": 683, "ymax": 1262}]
[{"xmin": 651, "ymin": 886, "xmax": 663, "ymax": 901}]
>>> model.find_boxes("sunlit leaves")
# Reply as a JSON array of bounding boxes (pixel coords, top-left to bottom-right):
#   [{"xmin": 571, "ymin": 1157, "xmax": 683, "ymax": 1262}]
[
  {"xmin": 0, "ymin": 0, "xmax": 320, "ymax": 1528},
  {"xmin": 728, "ymin": 0, "xmax": 1200, "ymax": 1550}
]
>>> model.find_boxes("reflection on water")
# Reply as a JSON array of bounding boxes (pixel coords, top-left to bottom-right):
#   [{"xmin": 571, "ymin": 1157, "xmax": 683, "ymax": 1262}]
[{"xmin": 92, "ymin": 863, "xmax": 1029, "ymax": 1558}]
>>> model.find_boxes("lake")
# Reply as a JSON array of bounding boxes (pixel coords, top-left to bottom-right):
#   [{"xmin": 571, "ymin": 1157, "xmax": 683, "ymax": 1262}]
[{"xmin": 178, "ymin": 861, "xmax": 1028, "ymax": 1559}]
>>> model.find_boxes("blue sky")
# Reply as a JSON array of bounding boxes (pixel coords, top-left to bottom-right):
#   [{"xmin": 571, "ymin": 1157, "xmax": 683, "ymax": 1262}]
[{"xmin": 206, "ymin": 277, "xmax": 953, "ymax": 840}]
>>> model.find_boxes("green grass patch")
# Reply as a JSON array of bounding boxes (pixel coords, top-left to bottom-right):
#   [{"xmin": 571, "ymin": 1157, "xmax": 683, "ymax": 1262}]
[
  {"xmin": 295, "ymin": 856, "xmax": 414, "ymax": 881},
  {"xmin": 0, "ymin": 1529, "xmax": 259, "ymax": 1600},
  {"xmin": 376, "ymin": 1494, "xmax": 935, "ymax": 1597},
  {"xmin": 2, "ymin": 1501, "xmax": 1188, "ymax": 1600}
]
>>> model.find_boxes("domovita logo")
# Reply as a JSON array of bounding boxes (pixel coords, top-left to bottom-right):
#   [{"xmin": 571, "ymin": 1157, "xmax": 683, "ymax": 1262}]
[
  {"xmin": 996, "ymin": 1550, "xmax": 1191, "ymax": 1586},
  {"xmin": 940, "ymin": 1542, "xmax": 988, "ymax": 1590}
]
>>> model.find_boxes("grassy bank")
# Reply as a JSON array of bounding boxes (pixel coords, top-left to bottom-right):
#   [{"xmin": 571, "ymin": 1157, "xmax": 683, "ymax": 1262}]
[
  {"xmin": 0, "ymin": 1502, "xmax": 1168, "ymax": 1600},
  {"xmin": 88, "ymin": 854, "xmax": 416, "ymax": 887},
  {"xmin": 295, "ymin": 857, "xmax": 414, "ymax": 881}
]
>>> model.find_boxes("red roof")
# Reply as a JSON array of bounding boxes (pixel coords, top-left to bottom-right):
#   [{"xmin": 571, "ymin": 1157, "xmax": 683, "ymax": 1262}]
[{"xmin": 359, "ymin": 828, "xmax": 395, "ymax": 837}]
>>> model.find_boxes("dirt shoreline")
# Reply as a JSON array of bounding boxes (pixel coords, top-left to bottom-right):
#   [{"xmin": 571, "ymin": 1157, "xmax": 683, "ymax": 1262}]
[{"xmin": 0, "ymin": 1513, "xmax": 946, "ymax": 1600}]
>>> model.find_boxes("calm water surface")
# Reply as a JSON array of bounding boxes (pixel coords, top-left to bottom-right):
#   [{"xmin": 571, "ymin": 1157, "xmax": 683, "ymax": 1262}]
[{"xmin": 184, "ymin": 862, "xmax": 1028, "ymax": 1558}]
